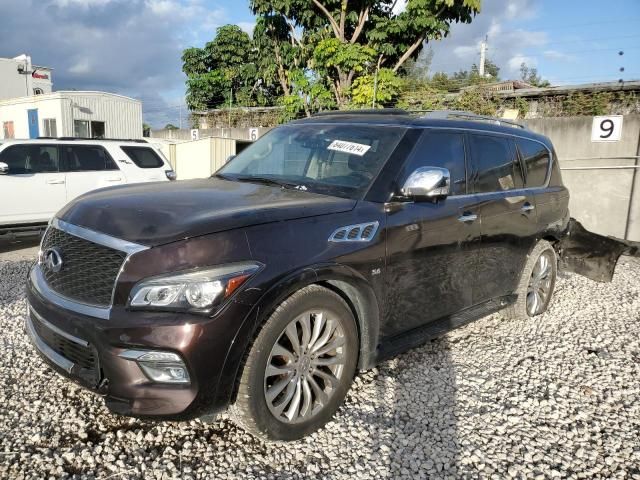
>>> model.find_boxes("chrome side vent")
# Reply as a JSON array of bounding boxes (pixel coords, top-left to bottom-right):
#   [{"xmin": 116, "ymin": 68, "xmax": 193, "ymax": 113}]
[{"xmin": 329, "ymin": 222, "xmax": 379, "ymax": 243}]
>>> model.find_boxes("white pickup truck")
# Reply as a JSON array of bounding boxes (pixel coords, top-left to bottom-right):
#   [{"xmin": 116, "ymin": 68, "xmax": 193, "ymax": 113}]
[{"xmin": 0, "ymin": 138, "xmax": 176, "ymax": 234}]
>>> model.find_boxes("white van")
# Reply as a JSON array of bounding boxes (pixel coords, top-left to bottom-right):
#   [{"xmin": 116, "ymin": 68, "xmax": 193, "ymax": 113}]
[{"xmin": 0, "ymin": 138, "xmax": 176, "ymax": 230}]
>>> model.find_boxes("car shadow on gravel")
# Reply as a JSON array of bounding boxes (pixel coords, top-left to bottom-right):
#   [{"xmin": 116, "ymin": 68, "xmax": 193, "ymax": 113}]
[{"xmin": 336, "ymin": 336, "xmax": 460, "ymax": 479}]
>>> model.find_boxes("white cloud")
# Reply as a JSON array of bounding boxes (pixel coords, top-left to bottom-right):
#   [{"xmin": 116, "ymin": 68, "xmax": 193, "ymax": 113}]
[
  {"xmin": 69, "ymin": 58, "xmax": 91, "ymax": 74},
  {"xmin": 428, "ymin": 0, "xmax": 549, "ymax": 80},
  {"xmin": 507, "ymin": 54, "xmax": 535, "ymax": 74},
  {"xmin": 0, "ymin": 0, "xmax": 229, "ymax": 126},
  {"xmin": 238, "ymin": 21, "xmax": 256, "ymax": 36},
  {"xmin": 51, "ymin": 0, "xmax": 115, "ymax": 7},
  {"xmin": 543, "ymin": 49, "xmax": 573, "ymax": 61}
]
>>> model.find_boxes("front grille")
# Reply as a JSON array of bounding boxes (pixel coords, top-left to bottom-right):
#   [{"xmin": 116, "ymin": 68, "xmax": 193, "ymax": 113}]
[
  {"xmin": 30, "ymin": 312, "xmax": 99, "ymax": 385},
  {"xmin": 41, "ymin": 227, "xmax": 127, "ymax": 307}
]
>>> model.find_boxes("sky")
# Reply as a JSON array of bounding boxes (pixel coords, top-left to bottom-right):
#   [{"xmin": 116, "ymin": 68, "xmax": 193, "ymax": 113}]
[{"xmin": 0, "ymin": 0, "xmax": 638, "ymax": 128}]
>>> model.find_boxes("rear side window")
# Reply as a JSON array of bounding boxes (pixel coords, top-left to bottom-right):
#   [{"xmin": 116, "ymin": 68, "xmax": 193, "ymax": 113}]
[
  {"xmin": 516, "ymin": 138, "xmax": 550, "ymax": 187},
  {"xmin": 468, "ymin": 134, "xmax": 523, "ymax": 193},
  {"xmin": 62, "ymin": 145, "xmax": 118, "ymax": 172},
  {"xmin": 400, "ymin": 131, "xmax": 467, "ymax": 195},
  {"xmin": 0, "ymin": 144, "xmax": 59, "ymax": 174},
  {"xmin": 121, "ymin": 146, "xmax": 165, "ymax": 168}
]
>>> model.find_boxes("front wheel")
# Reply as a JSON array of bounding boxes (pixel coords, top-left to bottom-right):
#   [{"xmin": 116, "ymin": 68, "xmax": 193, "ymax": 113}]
[
  {"xmin": 231, "ymin": 285, "xmax": 359, "ymax": 441},
  {"xmin": 505, "ymin": 240, "xmax": 558, "ymax": 320}
]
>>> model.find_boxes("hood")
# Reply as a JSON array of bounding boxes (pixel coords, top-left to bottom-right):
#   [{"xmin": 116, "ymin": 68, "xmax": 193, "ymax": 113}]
[{"xmin": 56, "ymin": 178, "xmax": 356, "ymax": 246}]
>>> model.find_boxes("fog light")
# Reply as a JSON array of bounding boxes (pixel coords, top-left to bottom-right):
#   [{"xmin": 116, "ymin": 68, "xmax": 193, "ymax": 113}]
[{"xmin": 119, "ymin": 350, "xmax": 190, "ymax": 384}]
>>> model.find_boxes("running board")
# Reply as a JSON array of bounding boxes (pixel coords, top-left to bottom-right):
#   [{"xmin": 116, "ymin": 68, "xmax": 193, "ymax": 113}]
[{"xmin": 376, "ymin": 295, "xmax": 516, "ymax": 361}]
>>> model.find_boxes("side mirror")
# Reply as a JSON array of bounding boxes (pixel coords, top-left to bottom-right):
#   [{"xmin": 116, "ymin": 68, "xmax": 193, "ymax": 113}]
[
  {"xmin": 401, "ymin": 167, "xmax": 450, "ymax": 199},
  {"xmin": 0, "ymin": 162, "xmax": 8, "ymax": 175}
]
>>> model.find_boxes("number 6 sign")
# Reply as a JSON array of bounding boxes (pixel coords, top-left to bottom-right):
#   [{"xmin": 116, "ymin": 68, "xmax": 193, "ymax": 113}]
[{"xmin": 591, "ymin": 115, "xmax": 623, "ymax": 142}]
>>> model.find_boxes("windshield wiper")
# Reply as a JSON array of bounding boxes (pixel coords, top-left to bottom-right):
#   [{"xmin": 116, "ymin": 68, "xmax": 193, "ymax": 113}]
[{"xmin": 231, "ymin": 175, "xmax": 305, "ymax": 190}]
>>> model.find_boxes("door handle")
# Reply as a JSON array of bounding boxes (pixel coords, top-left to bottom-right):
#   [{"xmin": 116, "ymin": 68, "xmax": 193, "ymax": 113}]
[
  {"xmin": 46, "ymin": 179, "xmax": 65, "ymax": 185},
  {"xmin": 106, "ymin": 176, "xmax": 123, "ymax": 182},
  {"xmin": 458, "ymin": 213, "xmax": 478, "ymax": 223},
  {"xmin": 521, "ymin": 203, "xmax": 535, "ymax": 213}
]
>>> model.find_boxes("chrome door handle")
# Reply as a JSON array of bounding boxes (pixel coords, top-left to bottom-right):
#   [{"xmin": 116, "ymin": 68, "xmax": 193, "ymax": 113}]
[
  {"xmin": 46, "ymin": 179, "xmax": 65, "ymax": 184},
  {"xmin": 521, "ymin": 203, "xmax": 535, "ymax": 212},
  {"xmin": 106, "ymin": 177, "xmax": 122, "ymax": 182},
  {"xmin": 458, "ymin": 213, "xmax": 478, "ymax": 223}
]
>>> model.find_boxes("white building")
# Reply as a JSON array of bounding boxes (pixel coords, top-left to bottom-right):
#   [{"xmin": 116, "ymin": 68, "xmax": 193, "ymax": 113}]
[
  {"xmin": 0, "ymin": 54, "xmax": 53, "ymax": 100},
  {"xmin": 0, "ymin": 91, "xmax": 143, "ymax": 140}
]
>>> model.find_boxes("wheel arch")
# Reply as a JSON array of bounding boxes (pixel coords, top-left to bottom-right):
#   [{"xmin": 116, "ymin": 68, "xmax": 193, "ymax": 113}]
[{"xmin": 213, "ymin": 263, "xmax": 381, "ymax": 408}]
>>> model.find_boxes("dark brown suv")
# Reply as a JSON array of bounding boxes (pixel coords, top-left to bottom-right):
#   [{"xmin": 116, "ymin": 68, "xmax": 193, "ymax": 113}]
[{"xmin": 25, "ymin": 110, "xmax": 633, "ymax": 440}]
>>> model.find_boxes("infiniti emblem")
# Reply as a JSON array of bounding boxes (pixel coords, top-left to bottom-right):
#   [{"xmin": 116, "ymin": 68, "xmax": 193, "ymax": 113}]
[{"xmin": 43, "ymin": 248, "xmax": 63, "ymax": 273}]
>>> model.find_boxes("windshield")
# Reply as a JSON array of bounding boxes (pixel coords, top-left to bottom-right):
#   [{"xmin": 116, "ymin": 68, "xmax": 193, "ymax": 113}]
[{"xmin": 217, "ymin": 124, "xmax": 407, "ymax": 199}]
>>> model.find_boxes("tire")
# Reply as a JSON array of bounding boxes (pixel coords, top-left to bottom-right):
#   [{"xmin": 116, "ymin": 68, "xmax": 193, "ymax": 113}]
[
  {"xmin": 231, "ymin": 284, "xmax": 359, "ymax": 441},
  {"xmin": 505, "ymin": 240, "xmax": 558, "ymax": 321}
]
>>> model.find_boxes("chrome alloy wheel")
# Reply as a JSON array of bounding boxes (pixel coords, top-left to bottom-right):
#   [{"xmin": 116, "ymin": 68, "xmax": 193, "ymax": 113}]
[
  {"xmin": 264, "ymin": 310, "xmax": 346, "ymax": 423},
  {"xmin": 527, "ymin": 251, "xmax": 554, "ymax": 316}
]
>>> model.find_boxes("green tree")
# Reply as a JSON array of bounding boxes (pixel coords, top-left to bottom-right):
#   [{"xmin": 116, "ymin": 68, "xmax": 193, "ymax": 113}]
[
  {"xmin": 350, "ymin": 68, "xmax": 403, "ymax": 106},
  {"xmin": 520, "ymin": 62, "xmax": 550, "ymax": 87},
  {"xmin": 164, "ymin": 123, "xmax": 179, "ymax": 130},
  {"xmin": 281, "ymin": 69, "xmax": 336, "ymax": 119},
  {"xmin": 183, "ymin": 25, "xmax": 261, "ymax": 110},
  {"xmin": 250, "ymin": 0, "xmax": 481, "ymax": 106}
]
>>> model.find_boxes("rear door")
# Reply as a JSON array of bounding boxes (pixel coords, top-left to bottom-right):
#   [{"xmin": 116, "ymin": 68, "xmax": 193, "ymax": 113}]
[
  {"xmin": 61, "ymin": 144, "xmax": 125, "ymax": 202},
  {"xmin": 467, "ymin": 133, "xmax": 539, "ymax": 304},
  {"xmin": 384, "ymin": 130, "xmax": 482, "ymax": 337},
  {"xmin": 0, "ymin": 143, "xmax": 66, "ymax": 225}
]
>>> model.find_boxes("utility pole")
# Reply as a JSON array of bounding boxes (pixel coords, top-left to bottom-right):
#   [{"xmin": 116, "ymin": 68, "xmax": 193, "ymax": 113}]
[{"xmin": 479, "ymin": 35, "xmax": 488, "ymax": 77}]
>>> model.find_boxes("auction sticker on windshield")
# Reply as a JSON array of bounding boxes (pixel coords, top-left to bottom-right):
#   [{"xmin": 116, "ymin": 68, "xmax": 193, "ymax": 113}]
[{"xmin": 328, "ymin": 140, "xmax": 371, "ymax": 156}]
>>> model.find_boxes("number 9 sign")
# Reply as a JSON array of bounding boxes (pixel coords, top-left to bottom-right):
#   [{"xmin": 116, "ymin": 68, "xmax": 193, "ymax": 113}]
[{"xmin": 591, "ymin": 115, "xmax": 623, "ymax": 142}]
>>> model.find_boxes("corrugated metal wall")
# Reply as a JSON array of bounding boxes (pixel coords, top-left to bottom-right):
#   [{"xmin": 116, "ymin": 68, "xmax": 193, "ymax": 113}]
[{"xmin": 60, "ymin": 93, "xmax": 143, "ymax": 138}]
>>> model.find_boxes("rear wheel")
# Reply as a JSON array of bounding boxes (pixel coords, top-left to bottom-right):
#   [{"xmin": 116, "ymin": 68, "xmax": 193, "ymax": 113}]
[
  {"xmin": 505, "ymin": 240, "xmax": 557, "ymax": 320},
  {"xmin": 231, "ymin": 285, "xmax": 358, "ymax": 441}
]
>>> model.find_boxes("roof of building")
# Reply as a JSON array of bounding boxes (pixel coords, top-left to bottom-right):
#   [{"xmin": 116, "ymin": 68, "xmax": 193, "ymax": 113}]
[
  {"xmin": 0, "ymin": 90, "xmax": 141, "ymax": 106},
  {"xmin": 493, "ymin": 79, "xmax": 640, "ymax": 98}
]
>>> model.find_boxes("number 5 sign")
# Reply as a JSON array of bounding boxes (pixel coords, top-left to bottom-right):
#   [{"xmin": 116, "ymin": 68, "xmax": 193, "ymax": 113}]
[{"xmin": 591, "ymin": 115, "xmax": 623, "ymax": 142}]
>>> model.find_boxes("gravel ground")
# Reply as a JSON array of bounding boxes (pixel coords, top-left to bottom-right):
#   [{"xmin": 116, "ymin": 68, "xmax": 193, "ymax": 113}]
[{"xmin": 0, "ymin": 257, "xmax": 639, "ymax": 479}]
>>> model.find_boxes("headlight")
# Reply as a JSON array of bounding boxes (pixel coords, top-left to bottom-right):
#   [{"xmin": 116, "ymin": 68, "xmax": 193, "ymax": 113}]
[{"xmin": 129, "ymin": 262, "xmax": 261, "ymax": 312}]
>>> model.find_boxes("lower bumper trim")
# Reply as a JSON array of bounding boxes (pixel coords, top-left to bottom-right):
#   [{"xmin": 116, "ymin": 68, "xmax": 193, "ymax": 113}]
[{"xmin": 26, "ymin": 315, "xmax": 74, "ymax": 374}]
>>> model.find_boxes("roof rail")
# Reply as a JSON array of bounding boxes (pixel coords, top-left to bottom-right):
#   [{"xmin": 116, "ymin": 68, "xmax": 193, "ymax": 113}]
[
  {"xmin": 37, "ymin": 137, "xmax": 148, "ymax": 143},
  {"xmin": 420, "ymin": 110, "xmax": 527, "ymax": 129},
  {"xmin": 312, "ymin": 108, "xmax": 409, "ymax": 117}
]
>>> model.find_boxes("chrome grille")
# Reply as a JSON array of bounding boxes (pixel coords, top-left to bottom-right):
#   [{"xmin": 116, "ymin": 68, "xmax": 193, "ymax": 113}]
[{"xmin": 40, "ymin": 227, "xmax": 127, "ymax": 307}]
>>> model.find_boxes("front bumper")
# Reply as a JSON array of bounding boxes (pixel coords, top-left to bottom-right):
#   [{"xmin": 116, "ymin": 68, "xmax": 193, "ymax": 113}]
[{"xmin": 25, "ymin": 265, "xmax": 254, "ymax": 419}]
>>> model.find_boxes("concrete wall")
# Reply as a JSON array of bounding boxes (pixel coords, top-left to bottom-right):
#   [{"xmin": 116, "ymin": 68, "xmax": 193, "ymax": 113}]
[{"xmin": 525, "ymin": 115, "xmax": 640, "ymax": 241}]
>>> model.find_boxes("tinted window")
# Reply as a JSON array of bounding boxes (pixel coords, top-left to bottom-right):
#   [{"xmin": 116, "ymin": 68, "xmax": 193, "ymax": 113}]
[
  {"xmin": 219, "ymin": 125, "xmax": 406, "ymax": 200},
  {"xmin": 469, "ymin": 135, "xmax": 523, "ymax": 193},
  {"xmin": 121, "ymin": 146, "xmax": 165, "ymax": 168},
  {"xmin": 62, "ymin": 145, "xmax": 118, "ymax": 172},
  {"xmin": 517, "ymin": 138, "xmax": 550, "ymax": 187},
  {"xmin": 401, "ymin": 131, "xmax": 467, "ymax": 195},
  {"xmin": 0, "ymin": 145, "xmax": 59, "ymax": 174}
]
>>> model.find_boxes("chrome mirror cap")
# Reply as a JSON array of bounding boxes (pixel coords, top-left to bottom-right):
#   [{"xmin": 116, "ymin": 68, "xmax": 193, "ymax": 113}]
[
  {"xmin": 0, "ymin": 162, "xmax": 8, "ymax": 175},
  {"xmin": 401, "ymin": 167, "xmax": 451, "ymax": 199}
]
